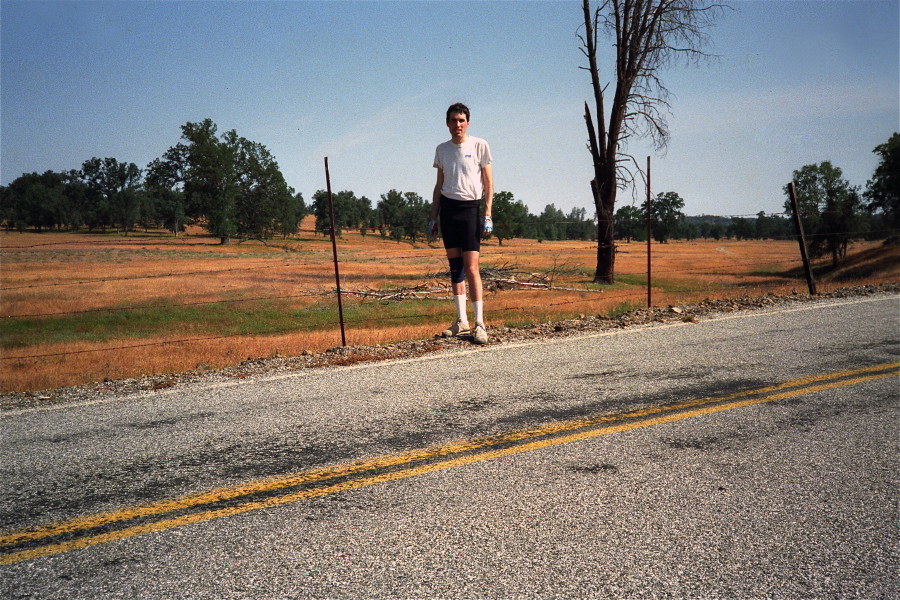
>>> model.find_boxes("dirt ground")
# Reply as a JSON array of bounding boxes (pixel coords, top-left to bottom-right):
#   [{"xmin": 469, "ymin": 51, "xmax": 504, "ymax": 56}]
[
  {"xmin": 2, "ymin": 221, "xmax": 897, "ymax": 393},
  {"xmin": 2, "ymin": 283, "xmax": 896, "ymax": 410}
]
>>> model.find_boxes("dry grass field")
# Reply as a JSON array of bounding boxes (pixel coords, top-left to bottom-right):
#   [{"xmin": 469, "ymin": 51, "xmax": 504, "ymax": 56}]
[{"xmin": 2, "ymin": 216, "xmax": 897, "ymax": 392}]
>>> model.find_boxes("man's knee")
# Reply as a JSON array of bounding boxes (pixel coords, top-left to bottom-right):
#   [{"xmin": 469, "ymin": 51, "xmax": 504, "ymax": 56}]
[
  {"xmin": 448, "ymin": 256, "xmax": 465, "ymax": 284},
  {"xmin": 462, "ymin": 253, "xmax": 480, "ymax": 277},
  {"xmin": 465, "ymin": 263, "xmax": 480, "ymax": 280}
]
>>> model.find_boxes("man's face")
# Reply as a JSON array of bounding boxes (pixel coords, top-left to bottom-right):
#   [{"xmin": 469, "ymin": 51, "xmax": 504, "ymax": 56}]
[{"xmin": 447, "ymin": 112, "xmax": 469, "ymax": 141}]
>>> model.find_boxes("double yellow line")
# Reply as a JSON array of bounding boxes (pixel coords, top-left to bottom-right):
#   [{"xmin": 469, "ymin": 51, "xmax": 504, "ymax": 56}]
[{"xmin": 2, "ymin": 361, "xmax": 897, "ymax": 565}]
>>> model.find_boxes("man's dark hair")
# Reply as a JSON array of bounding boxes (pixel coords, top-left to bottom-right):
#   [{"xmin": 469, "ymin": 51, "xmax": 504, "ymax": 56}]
[{"xmin": 446, "ymin": 103, "xmax": 470, "ymax": 124}]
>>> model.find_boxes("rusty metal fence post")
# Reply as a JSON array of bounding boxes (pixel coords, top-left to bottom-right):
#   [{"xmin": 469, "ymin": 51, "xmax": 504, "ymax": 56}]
[
  {"xmin": 324, "ymin": 157, "xmax": 347, "ymax": 346},
  {"xmin": 646, "ymin": 156, "xmax": 652, "ymax": 308},
  {"xmin": 788, "ymin": 181, "xmax": 818, "ymax": 296}
]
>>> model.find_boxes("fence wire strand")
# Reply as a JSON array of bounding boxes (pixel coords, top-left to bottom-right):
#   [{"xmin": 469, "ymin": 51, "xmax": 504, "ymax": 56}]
[{"xmin": 1, "ymin": 228, "xmax": 893, "ymax": 365}]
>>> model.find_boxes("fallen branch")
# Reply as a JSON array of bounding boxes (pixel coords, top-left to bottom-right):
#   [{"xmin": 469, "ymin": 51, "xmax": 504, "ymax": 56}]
[
  {"xmin": 329, "ymin": 265, "xmax": 603, "ymax": 300},
  {"xmin": 337, "ymin": 283, "xmax": 450, "ymax": 302}
]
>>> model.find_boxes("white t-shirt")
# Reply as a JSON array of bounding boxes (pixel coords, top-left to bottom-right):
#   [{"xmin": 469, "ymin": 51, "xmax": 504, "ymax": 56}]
[{"xmin": 433, "ymin": 136, "xmax": 492, "ymax": 202}]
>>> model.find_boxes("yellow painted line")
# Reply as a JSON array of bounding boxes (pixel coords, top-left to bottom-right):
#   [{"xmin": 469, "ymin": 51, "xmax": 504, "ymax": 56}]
[
  {"xmin": 2, "ymin": 362, "xmax": 897, "ymax": 549},
  {"xmin": 5, "ymin": 361, "xmax": 893, "ymax": 548},
  {"xmin": 1, "ymin": 362, "xmax": 897, "ymax": 565}
]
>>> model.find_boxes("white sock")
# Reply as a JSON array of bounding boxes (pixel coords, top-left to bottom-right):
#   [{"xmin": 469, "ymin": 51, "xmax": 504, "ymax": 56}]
[
  {"xmin": 454, "ymin": 294, "xmax": 468, "ymax": 324},
  {"xmin": 473, "ymin": 300, "xmax": 484, "ymax": 325}
]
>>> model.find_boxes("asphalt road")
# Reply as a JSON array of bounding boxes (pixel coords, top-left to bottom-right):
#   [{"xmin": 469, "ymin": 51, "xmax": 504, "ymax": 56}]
[{"xmin": 1, "ymin": 294, "xmax": 898, "ymax": 599}]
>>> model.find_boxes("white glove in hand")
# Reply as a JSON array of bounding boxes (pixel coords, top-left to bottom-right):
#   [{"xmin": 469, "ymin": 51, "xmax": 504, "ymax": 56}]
[
  {"xmin": 483, "ymin": 216, "xmax": 493, "ymax": 235},
  {"xmin": 428, "ymin": 220, "xmax": 438, "ymax": 237}
]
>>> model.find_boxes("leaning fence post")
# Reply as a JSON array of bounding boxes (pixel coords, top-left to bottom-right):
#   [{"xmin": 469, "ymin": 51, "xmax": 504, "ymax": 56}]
[
  {"xmin": 324, "ymin": 157, "xmax": 347, "ymax": 346},
  {"xmin": 646, "ymin": 156, "xmax": 652, "ymax": 308},
  {"xmin": 788, "ymin": 182, "xmax": 818, "ymax": 296}
]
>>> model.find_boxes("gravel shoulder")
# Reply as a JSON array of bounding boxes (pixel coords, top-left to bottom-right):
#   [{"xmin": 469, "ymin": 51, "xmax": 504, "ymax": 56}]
[{"xmin": 3, "ymin": 284, "xmax": 897, "ymax": 412}]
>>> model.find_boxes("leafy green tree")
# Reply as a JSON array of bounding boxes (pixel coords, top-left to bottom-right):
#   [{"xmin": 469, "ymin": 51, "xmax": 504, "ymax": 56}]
[
  {"xmin": 864, "ymin": 132, "xmax": 900, "ymax": 235},
  {"xmin": 536, "ymin": 204, "xmax": 567, "ymax": 241},
  {"xmin": 614, "ymin": 204, "xmax": 644, "ymax": 242},
  {"xmin": 145, "ymin": 156, "xmax": 188, "ymax": 236},
  {"xmin": 311, "ymin": 190, "xmax": 329, "ymax": 235},
  {"xmin": 341, "ymin": 193, "xmax": 371, "ymax": 231},
  {"xmin": 728, "ymin": 217, "xmax": 754, "ymax": 241},
  {"xmin": 785, "ymin": 161, "xmax": 866, "ymax": 267},
  {"xmin": 682, "ymin": 221, "xmax": 699, "ymax": 241},
  {"xmin": 228, "ymin": 132, "xmax": 294, "ymax": 239},
  {"xmin": 566, "ymin": 207, "xmax": 596, "ymax": 241},
  {"xmin": 754, "ymin": 211, "xmax": 792, "ymax": 240},
  {"xmin": 373, "ymin": 190, "xmax": 427, "ymax": 242},
  {"xmin": 157, "ymin": 119, "xmax": 239, "ymax": 243},
  {"xmin": 79, "ymin": 157, "xmax": 144, "ymax": 235},
  {"xmin": 356, "ymin": 196, "xmax": 374, "ymax": 232},
  {"xmin": 59, "ymin": 171, "xmax": 90, "ymax": 231},
  {"xmin": 707, "ymin": 222, "xmax": 725, "ymax": 240},
  {"xmin": 1, "ymin": 171, "xmax": 72, "ymax": 232},
  {"xmin": 390, "ymin": 225, "xmax": 406, "ymax": 242},
  {"xmin": 0, "ymin": 185, "xmax": 13, "ymax": 230},
  {"xmin": 376, "ymin": 189, "xmax": 406, "ymax": 233},
  {"xmin": 275, "ymin": 191, "xmax": 307, "ymax": 239},
  {"xmin": 152, "ymin": 119, "xmax": 294, "ymax": 243},
  {"xmin": 645, "ymin": 191, "xmax": 685, "ymax": 243},
  {"xmin": 311, "ymin": 190, "xmax": 369, "ymax": 236},
  {"xmin": 26, "ymin": 177, "xmax": 63, "ymax": 232},
  {"xmin": 492, "ymin": 190, "xmax": 530, "ymax": 245},
  {"xmin": 312, "ymin": 189, "xmax": 336, "ymax": 236},
  {"xmin": 400, "ymin": 192, "xmax": 429, "ymax": 243}
]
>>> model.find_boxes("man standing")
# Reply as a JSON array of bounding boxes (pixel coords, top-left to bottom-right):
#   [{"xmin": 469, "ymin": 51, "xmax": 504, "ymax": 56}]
[{"xmin": 429, "ymin": 103, "xmax": 493, "ymax": 345}]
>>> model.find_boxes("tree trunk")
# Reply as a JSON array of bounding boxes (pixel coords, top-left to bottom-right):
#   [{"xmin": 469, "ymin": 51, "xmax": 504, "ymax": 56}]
[
  {"xmin": 594, "ymin": 227, "xmax": 615, "ymax": 283},
  {"xmin": 592, "ymin": 178, "xmax": 616, "ymax": 284}
]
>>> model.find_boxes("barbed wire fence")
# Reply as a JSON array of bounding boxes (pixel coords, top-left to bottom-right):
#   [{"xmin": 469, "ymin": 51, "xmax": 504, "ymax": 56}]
[{"xmin": 3, "ymin": 216, "xmax": 892, "ymax": 372}]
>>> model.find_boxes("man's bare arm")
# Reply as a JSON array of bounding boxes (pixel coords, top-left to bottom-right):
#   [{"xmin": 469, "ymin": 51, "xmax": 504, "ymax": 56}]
[
  {"xmin": 431, "ymin": 168, "xmax": 444, "ymax": 221},
  {"xmin": 481, "ymin": 163, "xmax": 493, "ymax": 218}
]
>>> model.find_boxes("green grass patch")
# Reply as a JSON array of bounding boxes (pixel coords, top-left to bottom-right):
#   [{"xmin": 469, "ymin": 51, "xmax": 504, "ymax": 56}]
[
  {"xmin": 0, "ymin": 297, "xmax": 452, "ymax": 351},
  {"xmin": 607, "ymin": 300, "xmax": 642, "ymax": 317},
  {"xmin": 501, "ymin": 315, "xmax": 537, "ymax": 329},
  {"xmin": 1, "ymin": 300, "xmax": 319, "ymax": 349},
  {"xmin": 615, "ymin": 273, "xmax": 703, "ymax": 293},
  {"xmin": 608, "ymin": 273, "xmax": 644, "ymax": 285},
  {"xmin": 339, "ymin": 298, "xmax": 446, "ymax": 328}
]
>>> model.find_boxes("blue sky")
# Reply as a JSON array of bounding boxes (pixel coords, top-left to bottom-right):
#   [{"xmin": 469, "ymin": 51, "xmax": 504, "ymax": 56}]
[{"xmin": 2, "ymin": 0, "xmax": 897, "ymax": 218}]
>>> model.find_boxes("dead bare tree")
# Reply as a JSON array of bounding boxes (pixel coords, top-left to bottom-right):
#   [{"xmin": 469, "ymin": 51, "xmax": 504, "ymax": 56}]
[{"xmin": 580, "ymin": 0, "xmax": 725, "ymax": 283}]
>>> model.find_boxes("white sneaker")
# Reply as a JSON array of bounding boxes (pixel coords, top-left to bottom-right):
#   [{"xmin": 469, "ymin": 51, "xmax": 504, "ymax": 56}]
[
  {"xmin": 441, "ymin": 320, "xmax": 470, "ymax": 337},
  {"xmin": 472, "ymin": 323, "xmax": 488, "ymax": 345}
]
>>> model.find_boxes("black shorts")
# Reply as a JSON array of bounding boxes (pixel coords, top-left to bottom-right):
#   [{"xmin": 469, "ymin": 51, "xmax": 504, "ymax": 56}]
[{"xmin": 439, "ymin": 195, "xmax": 481, "ymax": 252}]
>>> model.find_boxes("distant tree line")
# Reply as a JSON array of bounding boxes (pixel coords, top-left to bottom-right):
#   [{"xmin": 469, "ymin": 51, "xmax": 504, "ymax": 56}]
[
  {"xmin": 611, "ymin": 133, "xmax": 899, "ymax": 258},
  {"xmin": 613, "ymin": 192, "xmax": 797, "ymax": 244},
  {"xmin": 3, "ymin": 125, "xmax": 897, "ymax": 253},
  {"xmin": 0, "ymin": 119, "xmax": 307, "ymax": 243},
  {"xmin": 302, "ymin": 188, "xmax": 597, "ymax": 245},
  {"xmin": 0, "ymin": 117, "xmax": 597, "ymax": 244},
  {"xmin": 482, "ymin": 191, "xmax": 597, "ymax": 245},
  {"xmin": 308, "ymin": 189, "xmax": 431, "ymax": 243}
]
